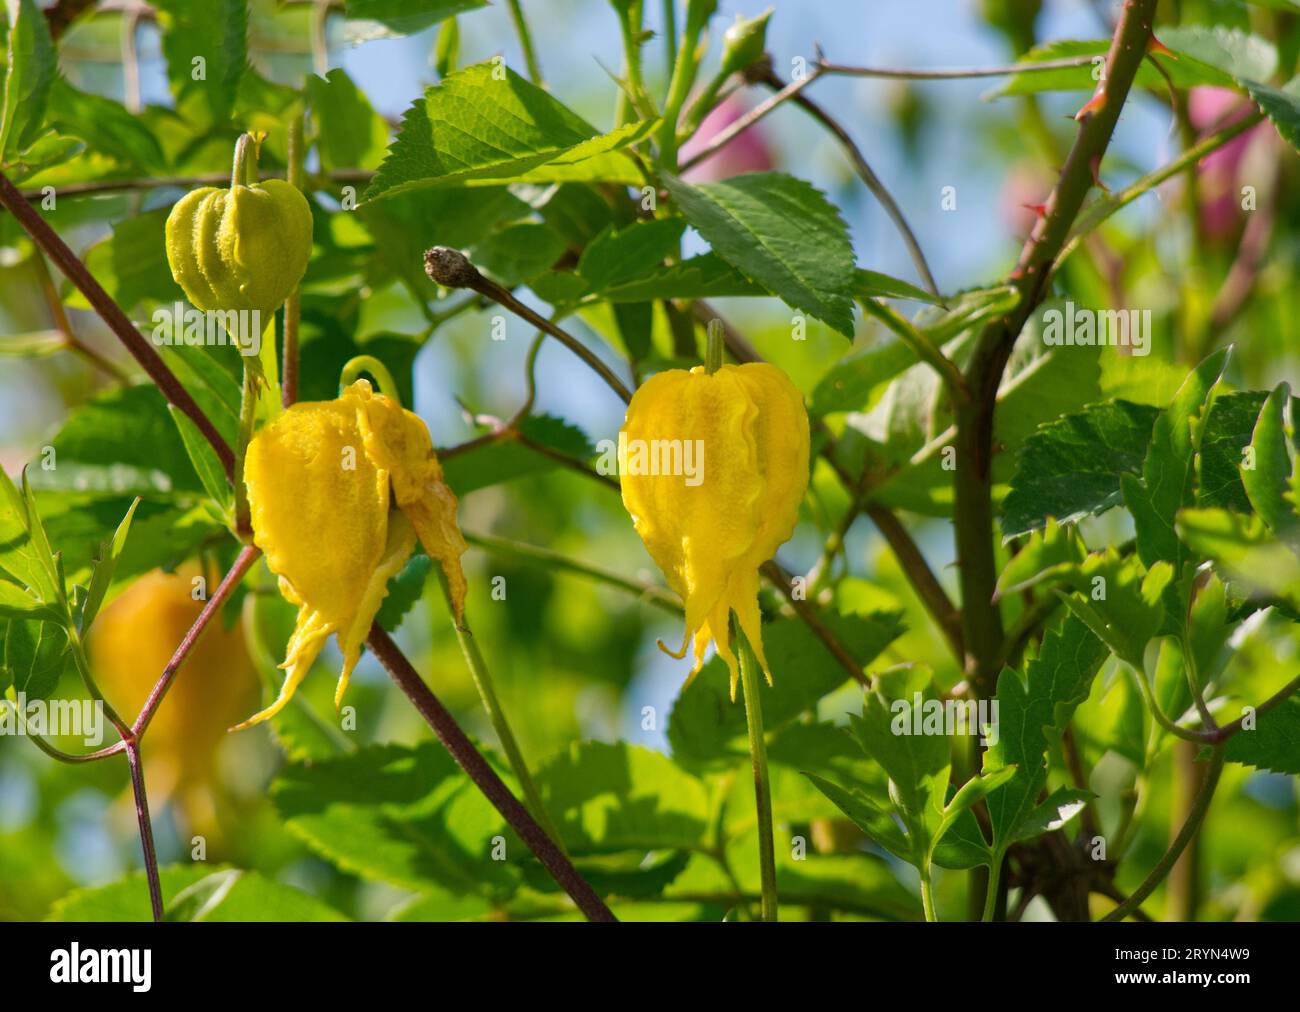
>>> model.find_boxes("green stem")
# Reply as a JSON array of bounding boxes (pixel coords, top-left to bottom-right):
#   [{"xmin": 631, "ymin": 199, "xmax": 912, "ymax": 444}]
[
  {"xmin": 657, "ymin": 2, "xmax": 709, "ymax": 167},
  {"xmin": 860, "ymin": 299, "xmax": 966, "ymax": 403},
  {"xmin": 616, "ymin": 0, "xmax": 651, "ymax": 121},
  {"xmin": 920, "ymin": 871, "xmax": 937, "ymax": 922},
  {"xmin": 283, "ymin": 114, "xmax": 304, "ymax": 408},
  {"xmin": 463, "ymin": 531, "xmax": 681, "ymax": 614},
  {"xmin": 704, "ymin": 319, "xmax": 723, "ymax": 373},
  {"xmin": 1102, "ymin": 747, "xmax": 1226, "ymax": 922},
  {"xmin": 339, "ymin": 354, "xmax": 400, "ymax": 401},
  {"xmin": 1055, "ymin": 112, "xmax": 1263, "ymax": 273},
  {"xmin": 65, "ymin": 625, "xmax": 130, "ymax": 739},
  {"xmin": 437, "ymin": 573, "xmax": 564, "ymax": 852},
  {"xmin": 661, "ymin": 0, "xmax": 677, "ymax": 80},
  {"xmin": 231, "ymin": 132, "xmax": 259, "ymax": 188},
  {"xmin": 234, "ymin": 362, "xmax": 258, "ymax": 538},
  {"xmin": 981, "ymin": 851, "xmax": 1004, "ymax": 921},
  {"xmin": 736, "ymin": 623, "xmax": 777, "ymax": 922},
  {"xmin": 505, "ymin": 0, "xmax": 544, "ymax": 85}
]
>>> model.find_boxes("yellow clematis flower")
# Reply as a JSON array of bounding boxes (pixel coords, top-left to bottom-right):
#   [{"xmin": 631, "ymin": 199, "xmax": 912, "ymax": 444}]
[
  {"xmin": 234, "ymin": 379, "xmax": 467, "ymax": 730},
  {"xmin": 619, "ymin": 362, "xmax": 810, "ymax": 698}
]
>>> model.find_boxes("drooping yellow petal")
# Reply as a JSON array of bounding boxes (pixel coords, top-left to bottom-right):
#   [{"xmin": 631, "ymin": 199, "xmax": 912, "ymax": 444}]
[
  {"xmin": 620, "ymin": 363, "xmax": 809, "ymax": 698},
  {"xmin": 237, "ymin": 394, "xmax": 407, "ymax": 729},
  {"xmin": 332, "ymin": 510, "xmax": 417, "ymax": 707},
  {"xmin": 344, "ymin": 380, "xmax": 469, "ymax": 621}
]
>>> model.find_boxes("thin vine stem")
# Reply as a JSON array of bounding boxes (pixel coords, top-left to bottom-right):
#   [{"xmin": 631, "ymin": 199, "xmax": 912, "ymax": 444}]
[
  {"xmin": 125, "ymin": 740, "xmax": 164, "ymax": 922},
  {"xmin": 754, "ymin": 64, "xmax": 943, "ymax": 300},
  {"xmin": 505, "ymin": 0, "xmax": 544, "ymax": 85},
  {"xmin": 464, "ymin": 530, "xmax": 682, "ymax": 614},
  {"xmin": 283, "ymin": 113, "xmax": 305, "ymax": 408},
  {"xmin": 818, "ymin": 54, "xmax": 1098, "ymax": 81},
  {"xmin": 736, "ymin": 624, "xmax": 777, "ymax": 922},
  {"xmin": 133, "ymin": 545, "xmax": 262, "ymax": 737},
  {"xmin": 437, "ymin": 573, "xmax": 565, "ymax": 850},
  {"xmin": 1101, "ymin": 746, "xmax": 1226, "ymax": 922},
  {"xmin": 1054, "ymin": 112, "xmax": 1265, "ymax": 272},
  {"xmin": 657, "ymin": 0, "xmax": 709, "ymax": 167},
  {"xmin": 368, "ymin": 624, "xmax": 617, "ymax": 921},
  {"xmin": 981, "ymin": 851, "xmax": 1005, "ymax": 921},
  {"xmin": 859, "ymin": 298, "xmax": 966, "ymax": 401},
  {"xmin": 423, "ymin": 247, "xmax": 633, "ymax": 403}
]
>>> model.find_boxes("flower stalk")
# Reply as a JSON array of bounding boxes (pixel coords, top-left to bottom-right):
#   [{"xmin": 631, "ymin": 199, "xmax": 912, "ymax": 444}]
[{"xmin": 737, "ymin": 622, "xmax": 777, "ymax": 922}]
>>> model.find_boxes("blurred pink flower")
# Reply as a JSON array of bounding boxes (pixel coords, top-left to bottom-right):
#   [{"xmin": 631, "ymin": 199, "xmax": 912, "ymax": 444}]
[
  {"xmin": 998, "ymin": 163, "xmax": 1052, "ymax": 240},
  {"xmin": 680, "ymin": 96, "xmax": 775, "ymax": 182},
  {"xmin": 1188, "ymin": 86, "xmax": 1271, "ymax": 240}
]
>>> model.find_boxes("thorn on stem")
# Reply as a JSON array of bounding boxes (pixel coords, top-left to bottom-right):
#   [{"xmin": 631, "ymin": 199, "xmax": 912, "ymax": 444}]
[
  {"xmin": 1089, "ymin": 154, "xmax": 1110, "ymax": 192},
  {"xmin": 1075, "ymin": 87, "xmax": 1107, "ymax": 122},
  {"xmin": 1148, "ymin": 36, "xmax": 1176, "ymax": 59}
]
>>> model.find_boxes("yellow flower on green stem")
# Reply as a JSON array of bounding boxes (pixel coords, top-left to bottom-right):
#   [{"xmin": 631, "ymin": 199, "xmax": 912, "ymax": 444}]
[
  {"xmin": 619, "ymin": 362, "xmax": 810, "ymax": 698},
  {"xmin": 233, "ymin": 379, "xmax": 467, "ymax": 730}
]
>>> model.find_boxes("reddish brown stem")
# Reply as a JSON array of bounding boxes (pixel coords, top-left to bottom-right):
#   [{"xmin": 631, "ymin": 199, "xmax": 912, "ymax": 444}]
[
  {"xmin": 133, "ymin": 546, "xmax": 262, "ymax": 737},
  {"xmin": 367, "ymin": 625, "xmax": 617, "ymax": 922},
  {"xmin": 124, "ymin": 740, "xmax": 164, "ymax": 922}
]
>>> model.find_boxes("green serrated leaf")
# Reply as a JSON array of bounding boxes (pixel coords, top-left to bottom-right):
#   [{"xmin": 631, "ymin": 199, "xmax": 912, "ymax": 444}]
[
  {"xmin": 66, "ymin": 208, "xmax": 186, "ymax": 313},
  {"xmin": 1056, "ymin": 551, "xmax": 1172, "ymax": 669},
  {"xmin": 664, "ymin": 172, "xmax": 857, "ymax": 336},
  {"xmin": 855, "ymin": 268, "xmax": 940, "ymax": 305},
  {"xmin": 345, "ymin": 0, "xmax": 486, "ymax": 38},
  {"xmin": 997, "ymin": 518, "xmax": 1087, "ymax": 597},
  {"xmin": 982, "ymin": 615, "xmax": 1109, "ymax": 855},
  {"xmin": 472, "ymin": 221, "xmax": 566, "ymax": 286},
  {"xmin": 803, "ymin": 771, "xmax": 911, "ymax": 861},
  {"xmin": 597, "ymin": 252, "xmax": 765, "ymax": 303},
  {"xmin": 47, "ymin": 866, "xmax": 212, "ymax": 922},
  {"xmin": 1001, "ymin": 400, "xmax": 1157, "ymax": 537},
  {"xmin": 168, "ymin": 406, "xmax": 234, "ymax": 523},
  {"xmin": 1123, "ymin": 349, "xmax": 1230, "ymax": 571},
  {"xmin": 994, "ymin": 28, "xmax": 1276, "ymax": 97},
  {"xmin": 1199, "ymin": 390, "xmax": 1269, "ymax": 512},
  {"xmin": 1243, "ymin": 75, "xmax": 1300, "ymax": 151},
  {"xmin": 537, "ymin": 741, "xmax": 710, "ymax": 853},
  {"xmin": 577, "ymin": 218, "xmax": 688, "ymax": 292},
  {"xmin": 1224, "ymin": 696, "xmax": 1300, "ymax": 775},
  {"xmin": 1177, "ymin": 507, "xmax": 1300, "ymax": 608},
  {"xmin": 272, "ymin": 742, "xmax": 519, "ymax": 898},
  {"xmin": 811, "ymin": 339, "xmax": 917, "ymax": 418},
  {"xmin": 1010, "ymin": 786, "xmax": 1092, "ymax": 846},
  {"xmin": 0, "ymin": 466, "xmax": 58, "ymax": 605},
  {"xmin": 1241, "ymin": 383, "xmax": 1300, "ymax": 542},
  {"xmin": 365, "ymin": 63, "xmax": 653, "ymax": 201}
]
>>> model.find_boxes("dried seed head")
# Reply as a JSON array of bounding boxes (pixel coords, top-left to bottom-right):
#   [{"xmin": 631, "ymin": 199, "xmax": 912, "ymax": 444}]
[{"xmin": 424, "ymin": 246, "xmax": 481, "ymax": 289}]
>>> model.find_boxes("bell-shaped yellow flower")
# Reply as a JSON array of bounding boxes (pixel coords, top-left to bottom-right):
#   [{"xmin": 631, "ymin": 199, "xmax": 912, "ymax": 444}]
[
  {"xmin": 619, "ymin": 363, "xmax": 809, "ymax": 698},
  {"xmin": 234, "ymin": 379, "xmax": 467, "ymax": 730}
]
